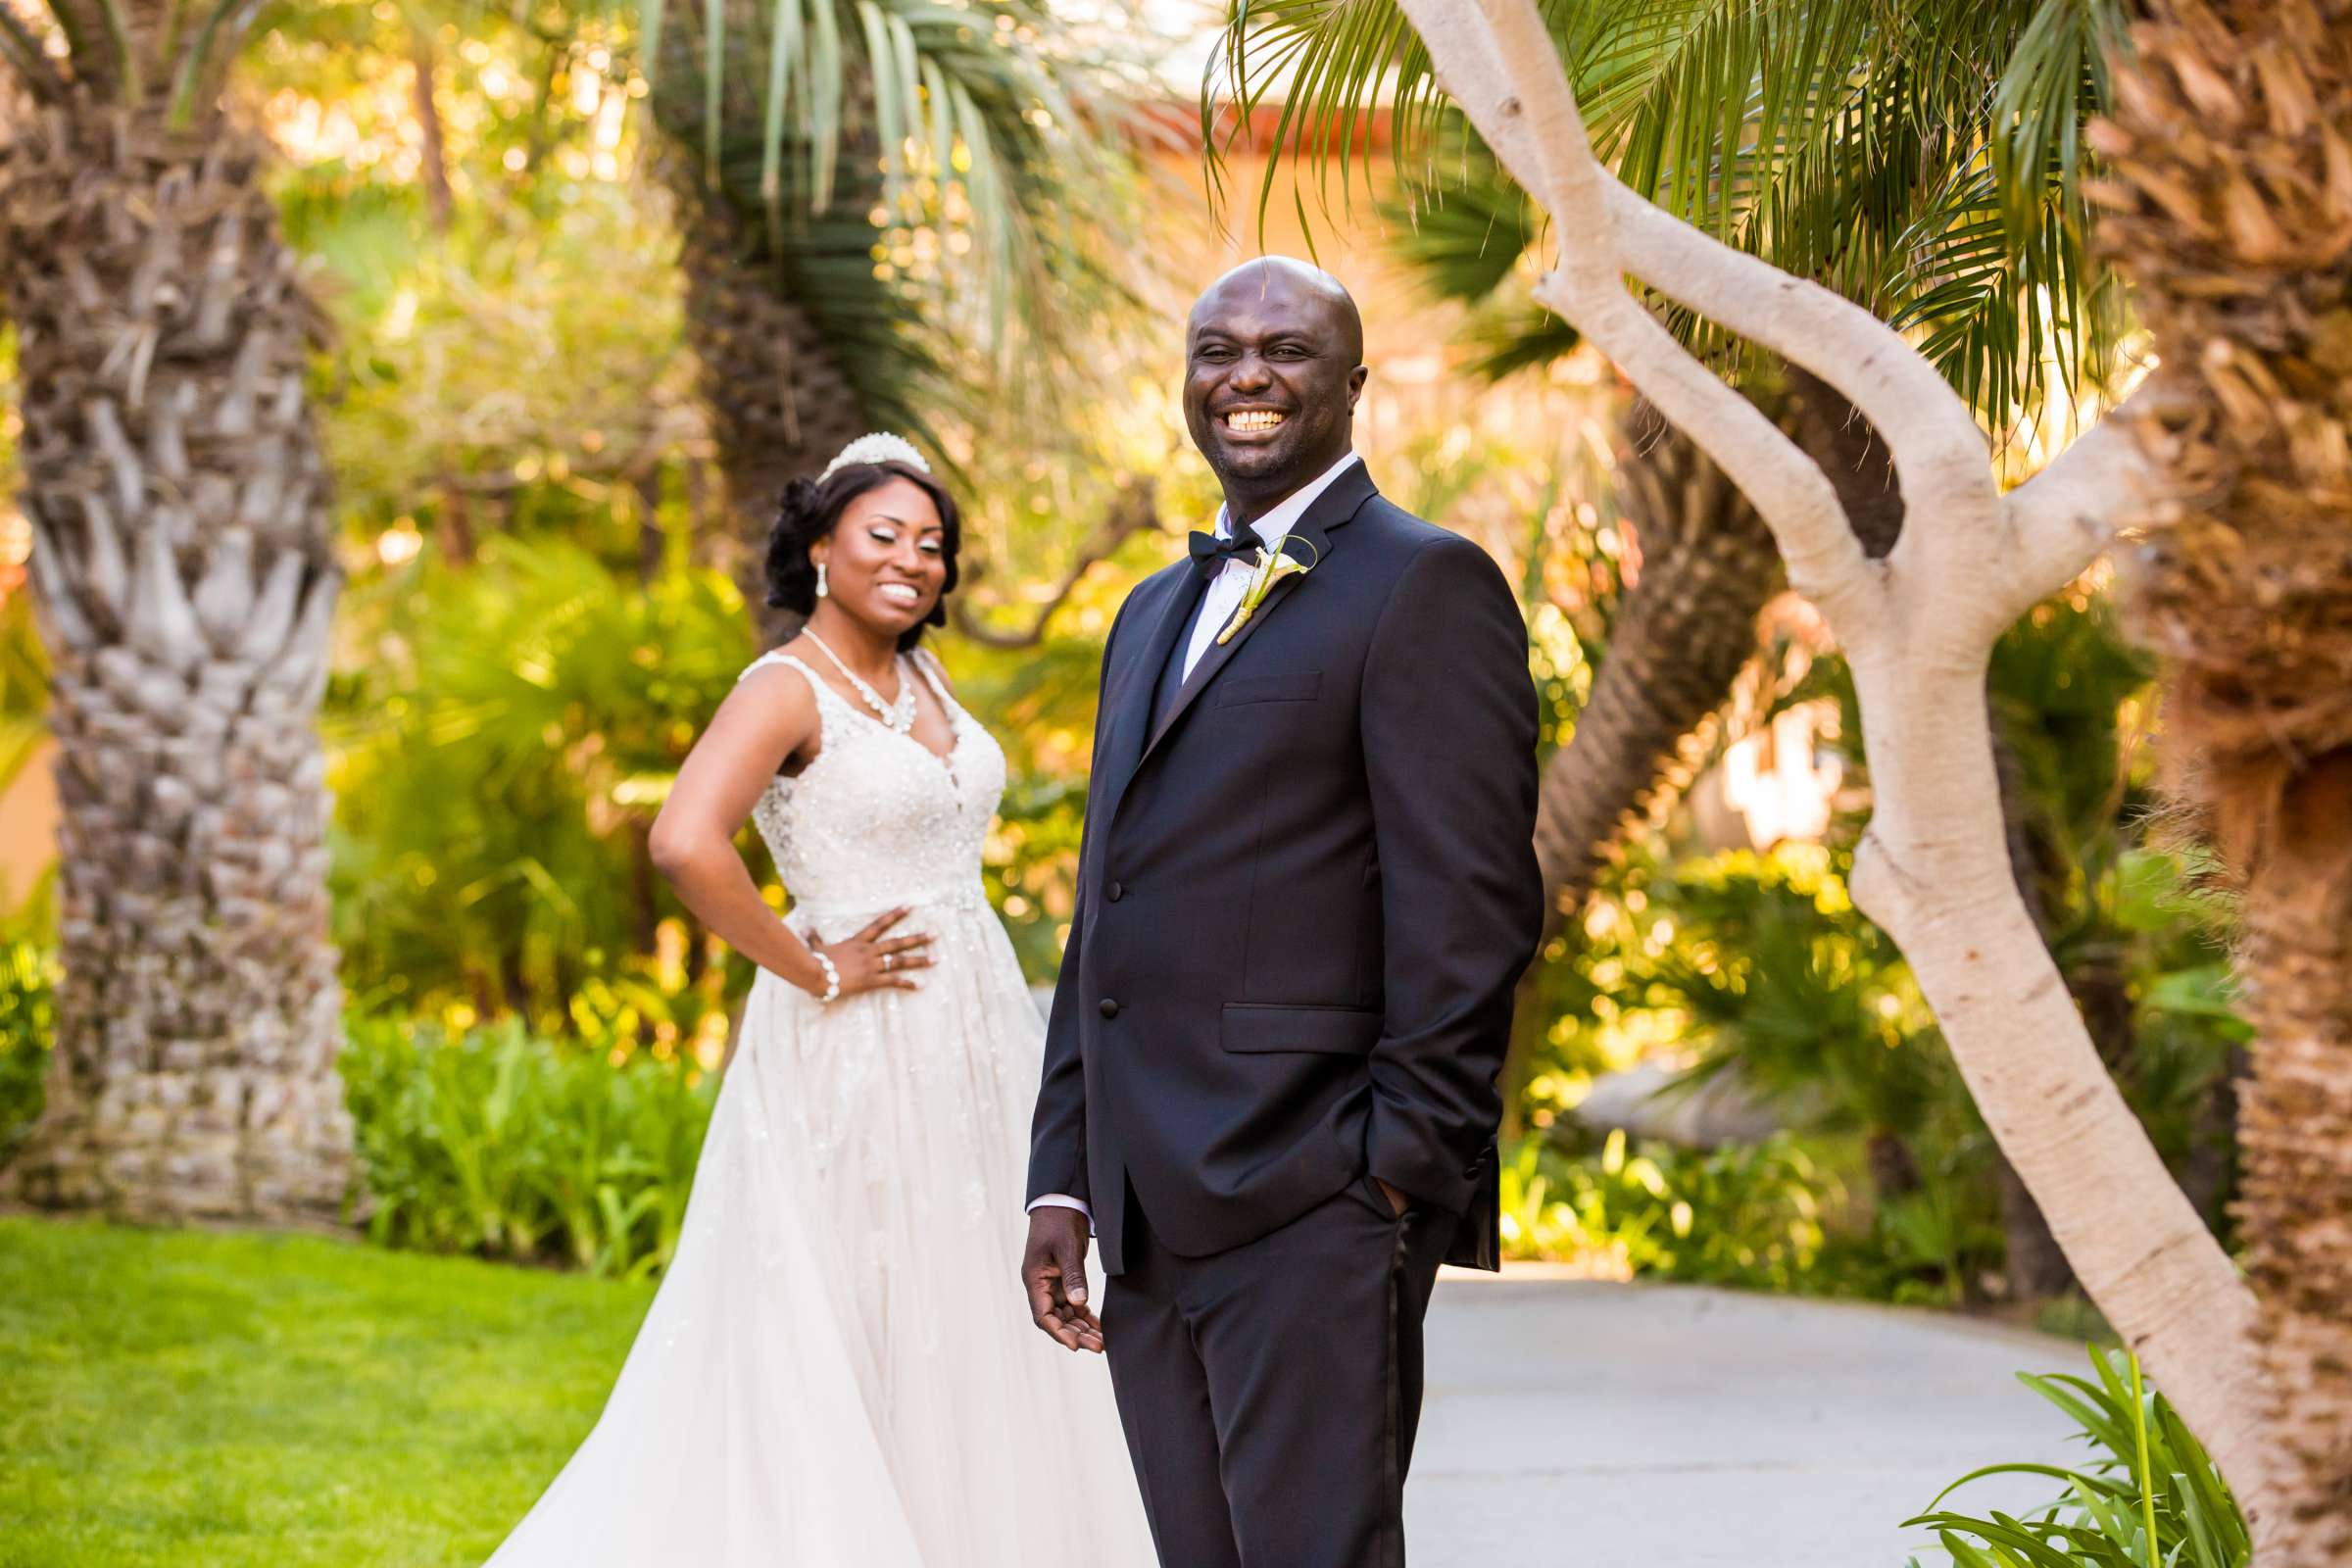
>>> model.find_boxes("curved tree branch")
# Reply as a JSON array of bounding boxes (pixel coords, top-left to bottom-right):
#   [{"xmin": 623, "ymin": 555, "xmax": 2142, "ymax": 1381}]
[
  {"xmin": 1999, "ymin": 384, "xmax": 2161, "ymax": 614},
  {"xmin": 951, "ymin": 475, "xmax": 1161, "ymax": 651},
  {"xmin": 1408, "ymin": 0, "xmax": 1870, "ymax": 613}
]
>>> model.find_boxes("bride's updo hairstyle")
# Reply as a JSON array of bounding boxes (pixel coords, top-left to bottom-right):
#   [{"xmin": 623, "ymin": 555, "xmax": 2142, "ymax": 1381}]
[{"xmin": 764, "ymin": 458, "xmax": 962, "ymax": 653}]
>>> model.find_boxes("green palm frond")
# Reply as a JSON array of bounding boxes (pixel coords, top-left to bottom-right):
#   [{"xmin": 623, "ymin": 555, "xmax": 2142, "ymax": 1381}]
[
  {"xmin": 630, "ymin": 0, "xmax": 1150, "ymax": 434},
  {"xmin": 1992, "ymin": 0, "xmax": 2126, "ymax": 252},
  {"xmin": 1385, "ymin": 138, "xmax": 1539, "ymax": 302},
  {"xmin": 1218, "ymin": 0, "xmax": 2132, "ymax": 421},
  {"xmin": 1458, "ymin": 302, "xmax": 1582, "ymax": 380},
  {"xmin": 0, "ymin": 0, "xmax": 270, "ymax": 123}
]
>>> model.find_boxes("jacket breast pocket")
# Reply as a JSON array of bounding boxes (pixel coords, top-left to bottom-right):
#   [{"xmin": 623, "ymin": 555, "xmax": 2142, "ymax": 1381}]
[
  {"xmin": 1221, "ymin": 1003, "xmax": 1382, "ymax": 1055},
  {"xmin": 1212, "ymin": 669, "xmax": 1323, "ymax": 709}
]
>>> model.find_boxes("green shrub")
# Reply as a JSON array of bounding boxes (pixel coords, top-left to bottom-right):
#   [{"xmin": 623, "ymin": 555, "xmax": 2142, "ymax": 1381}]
[
  {"xmin": 0, "ymin": 942, "xmax": 56, "ymax": 1162},
  {"xmin": 1499, "ymin": 1129, "xmax": 1852, "ymax": 1294},
  {"xmin": 324, "ymin": 536, "xmax": 759, "ymax": 1031},
  {"xmin": 340, "ymin": 1013, "xmax": 714, "ymax": 1279},
  {"xmin": 1904, "ymin": 1348, "xmax": 2247, "ymax": 1567}
]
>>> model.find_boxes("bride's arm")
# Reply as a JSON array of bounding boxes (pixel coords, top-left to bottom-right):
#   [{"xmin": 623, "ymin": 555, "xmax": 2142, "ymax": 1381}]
[{"xmin": 649, "ymin": 663, "xmax": 930, "ymax": 1000}]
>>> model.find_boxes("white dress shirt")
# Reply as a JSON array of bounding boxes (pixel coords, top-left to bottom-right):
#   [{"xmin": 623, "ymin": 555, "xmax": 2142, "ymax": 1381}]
[
  {"xmin": 1029, "ymin": 450, "xmax": 1363, "ymax": 1227},
  {"xmin": 1179, "ymin": 450, "xmax": 1363, "ymax": 682}
]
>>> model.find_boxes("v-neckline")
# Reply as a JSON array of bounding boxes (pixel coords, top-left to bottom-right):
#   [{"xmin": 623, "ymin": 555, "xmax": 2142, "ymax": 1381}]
[
  {"xmin": 838, "ymin": 697, "xmax": 963, "ymax": 767},
  {"xmin": 817, "ymin": 664, "xmax": 964, "ymax": 770}
]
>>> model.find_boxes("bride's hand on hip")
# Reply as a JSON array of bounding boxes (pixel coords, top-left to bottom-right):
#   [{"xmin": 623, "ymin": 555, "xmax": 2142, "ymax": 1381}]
[{"xmin": 809, "ymin": 907, "xmax": 935, "ymax": 997}]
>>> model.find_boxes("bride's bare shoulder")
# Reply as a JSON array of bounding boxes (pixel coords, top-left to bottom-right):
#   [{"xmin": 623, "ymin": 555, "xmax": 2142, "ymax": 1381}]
[
  {"xmin": 914, "ymin": 644, "xmax": 956, "ymax": 694},
  {"xmin": 740, "ymin": 642, "xmax": 820, "ymax": 693},
  {"xmin": 725, "ymin": 648, "xmax": 825, "ymax": 752}
]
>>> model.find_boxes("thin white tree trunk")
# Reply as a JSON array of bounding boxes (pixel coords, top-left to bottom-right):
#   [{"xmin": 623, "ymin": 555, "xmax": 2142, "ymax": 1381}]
[{"xmin": 1395, "ymin": 0, "xmax": 2276, "ymax": 1536}]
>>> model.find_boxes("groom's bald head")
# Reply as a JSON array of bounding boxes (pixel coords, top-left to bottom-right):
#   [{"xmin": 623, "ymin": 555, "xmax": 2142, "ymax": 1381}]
[
  {"xmin": 1183, "ymin": 258, "xmax": 1368, "ymax": 518},
  {"xmin": 1187, "ymin": 258, "xmax": 1364, "ymax": 363}
]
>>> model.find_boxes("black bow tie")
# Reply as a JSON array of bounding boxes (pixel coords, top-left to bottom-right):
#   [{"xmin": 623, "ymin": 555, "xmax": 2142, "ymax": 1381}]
[{"xmin": 1189, "ymin": 528, "xmax": 1263, "ymax": 579}]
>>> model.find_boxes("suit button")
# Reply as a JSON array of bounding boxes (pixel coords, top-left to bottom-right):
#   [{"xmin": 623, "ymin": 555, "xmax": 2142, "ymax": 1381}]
[
  {"xmin": 1099, "ymin": 999, "xmax": 1120, "ymax": 1019},
  {"xmin": 1105, "ymin": 880, "xmax": 1125, "ymax": 903}
]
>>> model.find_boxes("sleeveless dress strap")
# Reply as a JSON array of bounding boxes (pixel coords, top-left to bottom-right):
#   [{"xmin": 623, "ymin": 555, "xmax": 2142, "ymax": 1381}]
[
  {"xmin": 909, "ymin": 648, "xmax": 959, "ymax": 717},
  {"xmin": 737, "ymin": 650, "xmax": 843, "ymax": 749},
  {"xmin": 738, "ymin": 650, "xmax": 835, "ymax": 697}
]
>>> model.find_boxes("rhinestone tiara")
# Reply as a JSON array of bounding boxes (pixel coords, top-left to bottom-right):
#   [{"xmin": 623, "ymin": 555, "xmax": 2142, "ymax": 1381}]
[{"xmin": 817, "ymin": 432, "xmax": 930, "ymax": 484}]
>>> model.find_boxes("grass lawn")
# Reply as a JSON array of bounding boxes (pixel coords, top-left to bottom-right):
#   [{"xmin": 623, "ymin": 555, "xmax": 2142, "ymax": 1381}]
[{"xmin": 0, "ymin": 1216, "xmax": 652, "ymax": 1567}]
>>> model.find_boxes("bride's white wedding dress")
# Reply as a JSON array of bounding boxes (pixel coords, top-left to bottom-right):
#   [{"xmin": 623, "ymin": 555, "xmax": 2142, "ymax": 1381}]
[{"xmin": 485, "ymin": 648, "xmax": 1152, "ymax": 1567}]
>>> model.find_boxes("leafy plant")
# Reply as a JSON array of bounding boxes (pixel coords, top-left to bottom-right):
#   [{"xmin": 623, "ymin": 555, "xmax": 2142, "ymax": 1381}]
[
  {"xmin": 0, "ymin": 942, "xmax": 57, "ymax": 1165},
  {"xmin": 1904, "ymin": 1347, "xmax": 2248, "ymax": 1567},
  {"xmin": 1500, "ymin": 1128, "xmax": 1851, "ymax": 1294},
  {"xmin": 340, "ymin": 1013, "xmax": 715, "ymax": 1278},
  {"xmin": 325, "ymin": 535, "xmax": 758, "ymax": 1028},
  {"xmin": 1635, "ymin": 848, "xmax": 1952, "ymax": 1153}
]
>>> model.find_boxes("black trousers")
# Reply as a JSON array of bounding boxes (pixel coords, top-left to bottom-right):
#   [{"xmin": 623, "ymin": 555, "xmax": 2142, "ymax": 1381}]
[{"xmin": 1102, "ymin": 1175, "xmax": 1454, "ymax": 1568}]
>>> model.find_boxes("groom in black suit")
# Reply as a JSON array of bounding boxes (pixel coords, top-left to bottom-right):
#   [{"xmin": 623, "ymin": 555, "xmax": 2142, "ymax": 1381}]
[{"xmin": 1021, "ymin": 258, "xmax": 1542, "ymax": 1566}]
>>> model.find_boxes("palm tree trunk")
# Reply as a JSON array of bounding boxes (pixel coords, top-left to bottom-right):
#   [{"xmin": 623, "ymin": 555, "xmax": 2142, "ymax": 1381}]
[
  {"xmin": 1531, "ymin": 368, "xmax": 1900, "ymax": 937},
  {"xmin": 0, "ymin": 103, "xmax": 351, "ymax": 1225},
  {"xmin": 1530, "ymin": 397, "xmax": 1784, "ymax": 931},
  {"xmin": 662, "ymin": 159, "xmax": 871, "ymax": 643},
  {"xmin": 1508, "ymin": 373, "xmax": 1882, "ymax": 1122},
  {"xmin": 1500, "ymin": 400, "xmax": 1780, "ymax": 1127},
  {"xmin": 2096, "ymin": 2, "xmax": 2352, "ymax": 1554}
]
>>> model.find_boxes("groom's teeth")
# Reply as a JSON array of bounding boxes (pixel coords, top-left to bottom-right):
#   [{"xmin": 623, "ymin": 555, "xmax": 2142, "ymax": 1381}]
[{"xmin": 1225, "ymin": 410, "xmax": 1285, "ymax": 431}]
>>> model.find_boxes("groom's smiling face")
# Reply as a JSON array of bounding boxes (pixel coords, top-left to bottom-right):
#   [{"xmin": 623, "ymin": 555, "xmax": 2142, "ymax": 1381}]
[{"xmin": 1183, "ymin": 260, "xmax": 1367, "ymax": 518}]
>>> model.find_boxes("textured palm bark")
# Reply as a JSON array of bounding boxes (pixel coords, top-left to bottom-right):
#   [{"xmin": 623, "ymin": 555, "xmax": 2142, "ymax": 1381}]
[
  {"xmin": 2232, "ymin": 758, "xmax": 2352, "ymax": 1562},
  {"xmin": 2092, "ymin": 3, "xmax": 2352, "ymax": 1555},
  {"xmin": 1404, "ymin": 0, "xmax": 2273, "ymax": 1528},
  {"xmin": 1533, "ymin": 368, "xmax": 1890, "ymax": 939},
  {"xmin": 0, "ymin": 102, "xmax": 351, "ymax": 1224},
  {"xmin": 1531, "ymin": 399, "xmax": 1782, "ymax": 930},
  {"xmin": 1503, "ymin": 402, "xmax": 1779, "ymax": 1130},
  {"xmin": 665, "ymin": 166, "xmax": 873, "ymax": 644},
  {"xmin": 1514, "ymin": 371, "xmax": 1906, "ymax": 1137}
]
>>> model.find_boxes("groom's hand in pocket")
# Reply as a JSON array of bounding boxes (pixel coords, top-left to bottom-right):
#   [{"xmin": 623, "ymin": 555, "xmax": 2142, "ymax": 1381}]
[{"xmin": 1021, "ymin": 1207, "xmax": 1104, "ymax": 1353}]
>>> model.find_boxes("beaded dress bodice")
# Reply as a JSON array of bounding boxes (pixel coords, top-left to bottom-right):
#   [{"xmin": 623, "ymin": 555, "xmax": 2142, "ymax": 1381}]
[{"xmin": 739, "ymin": 650, "xmax": 1006, "ymax": 922}]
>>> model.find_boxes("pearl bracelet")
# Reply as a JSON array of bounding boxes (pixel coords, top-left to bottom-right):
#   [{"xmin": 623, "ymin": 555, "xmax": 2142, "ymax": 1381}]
[{"xmin": 809, "ymin": 949, "xmax": 842, "ymax": 1004}]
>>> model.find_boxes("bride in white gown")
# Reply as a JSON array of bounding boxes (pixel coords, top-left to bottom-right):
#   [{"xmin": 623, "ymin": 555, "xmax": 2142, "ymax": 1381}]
[{"xmin": 484, "ymin": 435, "xmax": 1153, "ymax": 1567}]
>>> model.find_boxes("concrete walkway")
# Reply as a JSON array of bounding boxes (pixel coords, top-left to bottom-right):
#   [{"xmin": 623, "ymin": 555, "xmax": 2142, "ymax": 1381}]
[{"xmin": 1408, "ymin": 1273, "xmax": 2085, "ymax": 1566}]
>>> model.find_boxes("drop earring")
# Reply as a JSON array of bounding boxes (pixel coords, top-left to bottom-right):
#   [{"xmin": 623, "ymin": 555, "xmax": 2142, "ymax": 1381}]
[{"xmin": 815, "ymin": 561, "xmax": 829, "ymax": 599}]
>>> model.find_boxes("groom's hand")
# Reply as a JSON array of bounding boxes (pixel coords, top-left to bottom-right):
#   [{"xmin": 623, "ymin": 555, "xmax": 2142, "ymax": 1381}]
[
  {"xmin": 1021, "ymin": 1207, "xmax": 1104, "ymax": 1354},
  {"xmin": 1377, "ymin": 1178, "xmax": 1411, "ymax": 1216}
]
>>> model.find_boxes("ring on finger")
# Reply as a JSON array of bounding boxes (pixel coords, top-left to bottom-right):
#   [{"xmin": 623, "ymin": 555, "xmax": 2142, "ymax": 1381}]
[{"xmin": 883, "ymin": 953, "xmax": 895, "ymax": 972}]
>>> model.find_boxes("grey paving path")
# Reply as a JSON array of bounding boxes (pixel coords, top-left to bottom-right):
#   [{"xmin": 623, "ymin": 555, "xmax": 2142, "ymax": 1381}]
[{"xmin": 1407, "ymin": 1273, "xmax": 2086, "ymax": 1567}]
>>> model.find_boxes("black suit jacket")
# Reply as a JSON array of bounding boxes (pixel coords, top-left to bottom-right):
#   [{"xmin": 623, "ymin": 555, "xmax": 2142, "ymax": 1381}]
[{"xmin": 1026, "ymin": 465, "xmax": 1543, "ymax": 1274}]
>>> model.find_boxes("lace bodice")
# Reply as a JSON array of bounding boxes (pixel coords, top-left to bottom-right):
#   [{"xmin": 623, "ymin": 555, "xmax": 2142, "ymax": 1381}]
[{"xmin": 738, "ymin": 649, "xmax": 1006, "ymax": 923}]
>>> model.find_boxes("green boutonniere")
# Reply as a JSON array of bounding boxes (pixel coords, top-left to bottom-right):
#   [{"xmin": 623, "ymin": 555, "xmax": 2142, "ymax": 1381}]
[{"xmin": 1215, "ymin": 536, "xmax": 1320, "ymax": 646}]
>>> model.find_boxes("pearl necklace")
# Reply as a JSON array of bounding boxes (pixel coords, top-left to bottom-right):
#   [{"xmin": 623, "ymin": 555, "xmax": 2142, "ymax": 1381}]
[{"xmin": 803, "ymin": 629, "xmax": 915, "ymax": 735}]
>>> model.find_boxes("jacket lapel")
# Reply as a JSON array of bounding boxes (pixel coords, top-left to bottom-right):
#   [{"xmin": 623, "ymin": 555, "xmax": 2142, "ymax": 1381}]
[
  {"xmin": 1092, "ymin": 564, "xmax": 1204, "ymax": 828},
  {"xmin": 1140, "ymin": 464, "xmax": 1378, "ymax": 762}
]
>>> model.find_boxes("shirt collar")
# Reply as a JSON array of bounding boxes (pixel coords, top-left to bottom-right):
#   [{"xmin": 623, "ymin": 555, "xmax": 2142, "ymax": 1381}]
[{"xmin": 1214, "ymin": 450, "xmax": 1363, "ymax": 544}]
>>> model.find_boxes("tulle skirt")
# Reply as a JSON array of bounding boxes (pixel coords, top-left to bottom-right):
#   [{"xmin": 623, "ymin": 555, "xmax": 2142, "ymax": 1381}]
[{"xmin": 484, "ymin": 890, "xmax": 1154, "ymax": 1566}]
